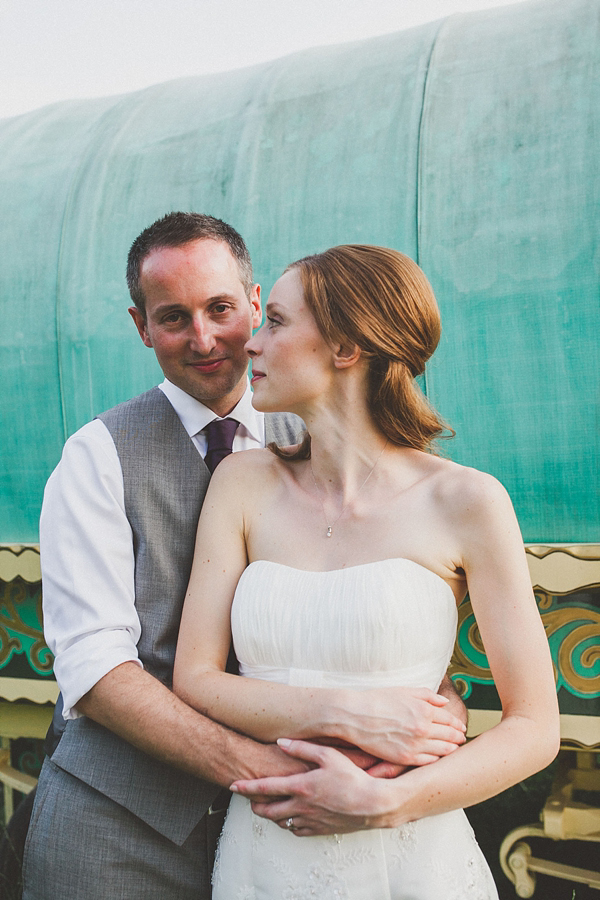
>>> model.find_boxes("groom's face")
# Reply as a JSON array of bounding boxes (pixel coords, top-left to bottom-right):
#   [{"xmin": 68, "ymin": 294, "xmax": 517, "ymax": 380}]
[{"xmin": 129, "ymin": 238, "xmax": 262, "ymax": 417}]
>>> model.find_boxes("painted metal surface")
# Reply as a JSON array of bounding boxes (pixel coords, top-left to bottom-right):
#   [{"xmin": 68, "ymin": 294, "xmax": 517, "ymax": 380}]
[{"xmin": 0, "ymin": 0, "xmax": 598, "ymax": 542}]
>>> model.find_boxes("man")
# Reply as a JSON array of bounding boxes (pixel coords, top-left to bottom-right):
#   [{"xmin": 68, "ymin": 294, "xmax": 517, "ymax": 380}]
[{"xmin": 22, "ymin": 213, "xmax": 466, "ymax": 899}]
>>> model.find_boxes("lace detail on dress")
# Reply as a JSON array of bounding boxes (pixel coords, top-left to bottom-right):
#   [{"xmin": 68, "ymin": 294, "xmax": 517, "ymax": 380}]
[
  {"xmin": 389, "ymin": 821, "xmax": 419, "ymax": 864},
  {"xmin": 252, "ymin": 815, "xmax": 268, "ymax": 843},
  {"xmin": 269, "ymin": 838, "xmax": 377, "ymax": 900},
  {"xmin": 234, "ymin": 889, "xmax": 256, "ymax": 900},
  {"xmin": 428, "ymin": 824, "xmax": 496, "ymax": 899},
  {"xmin": 211, "ymin": 808, "xmax": 237, "ymax": 889}
]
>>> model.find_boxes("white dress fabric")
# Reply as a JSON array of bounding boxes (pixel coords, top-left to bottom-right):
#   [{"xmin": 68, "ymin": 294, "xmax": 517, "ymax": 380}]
[{"xmin": 212, "ymin": 558, "xmax": 499, "ymax": 900}]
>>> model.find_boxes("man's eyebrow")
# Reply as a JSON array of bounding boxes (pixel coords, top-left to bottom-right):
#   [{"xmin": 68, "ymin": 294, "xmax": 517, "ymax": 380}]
[
  {"xmin": 151, "ymin": 303, "xmax": 186, "ymax": 313},
  {"xmin": 152, "ymin": 294, "xmax": 236, "ymax": 313}
]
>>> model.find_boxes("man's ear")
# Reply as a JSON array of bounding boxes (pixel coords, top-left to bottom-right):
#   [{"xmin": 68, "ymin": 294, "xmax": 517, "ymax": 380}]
[
  {"xmin": 333, "ymin": 342, "xmax": 361, "ymax": 369},
  {"xmin": 128, "ymin": 306, "xmax": 153, "ymax": 348},
  {"xmin": 249, "ymin": 284, "xmax": 262, "ymax": 329}
]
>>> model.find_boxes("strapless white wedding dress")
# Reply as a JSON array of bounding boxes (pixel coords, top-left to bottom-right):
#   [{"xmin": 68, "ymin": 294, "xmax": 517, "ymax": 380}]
[{"xmin": 212, "ymin": 559, "xmax": 498, "ymax": 900}]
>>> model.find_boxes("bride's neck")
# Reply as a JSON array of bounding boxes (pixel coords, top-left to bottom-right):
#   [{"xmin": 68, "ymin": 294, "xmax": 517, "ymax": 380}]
[{"xmin": 303, "ymin": 400, "xmax": 388, "ymax": 498}]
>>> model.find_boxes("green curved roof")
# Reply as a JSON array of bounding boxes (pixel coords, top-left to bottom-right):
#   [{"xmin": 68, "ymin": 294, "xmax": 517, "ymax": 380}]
[{"xmin": 1, "ymin": 0, "xmax": 598, "ymax": 542}]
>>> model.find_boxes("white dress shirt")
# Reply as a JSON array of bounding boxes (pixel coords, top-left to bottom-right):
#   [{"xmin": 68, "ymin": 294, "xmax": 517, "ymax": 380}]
[{"xmin": 41, "ymin": 380, "xmax": 265, "ymax": 719}]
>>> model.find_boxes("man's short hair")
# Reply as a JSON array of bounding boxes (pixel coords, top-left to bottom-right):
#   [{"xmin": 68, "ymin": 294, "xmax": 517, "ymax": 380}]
[{"xmin": 126, "ymin": 212, "xmax": 254, "ymax": 316}]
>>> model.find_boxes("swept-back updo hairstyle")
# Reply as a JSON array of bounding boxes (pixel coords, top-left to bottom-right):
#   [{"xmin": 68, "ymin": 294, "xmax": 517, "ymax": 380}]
[{"xmin": 274, "ymin": 245, "xmax": 452, "ymax": 459}]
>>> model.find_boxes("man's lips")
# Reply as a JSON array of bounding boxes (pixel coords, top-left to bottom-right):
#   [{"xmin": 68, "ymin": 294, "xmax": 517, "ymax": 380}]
[{"xmin": 188, "ymin": 358, "xmax": 227, "ymax": 373}]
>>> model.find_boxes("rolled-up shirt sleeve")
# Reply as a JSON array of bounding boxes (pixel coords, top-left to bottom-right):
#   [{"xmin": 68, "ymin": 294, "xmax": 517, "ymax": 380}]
[{"xmin": 40, "ymin": 419, "xmax": 142, "ymax": 719}]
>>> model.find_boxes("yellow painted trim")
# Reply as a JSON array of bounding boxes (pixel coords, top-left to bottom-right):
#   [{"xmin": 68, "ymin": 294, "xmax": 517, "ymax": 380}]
[
  {"xmin": 0, "ymin": 676, "xmax": 59, "ymax": 704},
  {"xmin": 526, "ymin": 543, "xmax": 600, "ymax": 560},
  {"xmin": 467, "ymin": 710, "xmax": 600, "ymax": 749},
  {"xmin": 558, "ymin": 714, "xmax": 600, "ymax": 750},
  {"xmin": 0, "ymin": 544, "xmax": 41, "ymax": 582},
  {"xmin": 0, "ymin": 747, "xmax": 38, "ymax": 793},
  {"xmin": 467, "ymin": 709, "xmax": 501, "ymax": 737},
  {"xmin": 1, "ymin": 544, "xmax": 597, "ymax": 590},
  {"xmin": 0, "ymin": 701, "xmax": 54, "ymax": 739},
  {"xmin": 526, "ymin": 544, "xmax": 600, "ymax": 594},
  {"xmin": 1, "ymin": 544, "xmax": 598, "ymax": 587}
]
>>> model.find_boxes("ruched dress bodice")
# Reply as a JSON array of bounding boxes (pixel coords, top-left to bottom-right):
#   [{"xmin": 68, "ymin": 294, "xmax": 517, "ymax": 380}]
[
  {"xmin": 232, "ymin": 558, "xmax": 457, "ymax": 690},
  {"xmin": 213, "ymin": 559, "xmax": 499, "ymax": 900}
]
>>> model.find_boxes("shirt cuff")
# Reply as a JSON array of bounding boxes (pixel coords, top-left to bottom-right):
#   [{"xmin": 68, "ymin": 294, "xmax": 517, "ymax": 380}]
[{"xmin": 54, "ymin": 631, "xmax": 143, "ymax": 719}]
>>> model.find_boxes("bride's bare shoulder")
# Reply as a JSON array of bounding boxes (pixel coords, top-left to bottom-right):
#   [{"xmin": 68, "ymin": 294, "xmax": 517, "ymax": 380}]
[
  {"xmin": 207, "ymin": 445, "xmax": 300, "ymax": 493},
  {"xmin": 429, "ymin": 456, "xmax": 514, "ymax": 527}
]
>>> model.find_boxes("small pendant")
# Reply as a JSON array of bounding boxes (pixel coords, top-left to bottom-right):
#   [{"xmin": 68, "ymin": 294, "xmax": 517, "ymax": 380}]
[{"xmin": 326, "ymin": 526, "xmax": 333, "ymax": 538}]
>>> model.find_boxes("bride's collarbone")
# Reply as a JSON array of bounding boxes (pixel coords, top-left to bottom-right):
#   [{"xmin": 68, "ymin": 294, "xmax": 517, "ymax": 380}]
[
  {"xmin": 247, "ymin": 475, "xmax": 460, "ymax": 577},
  {"xmin": 247, "ymin": 517, "xmax": 456, "ymax": 580},
  {"xmin": 257, "ymin": 498, "xmax": 443, "ymax": 544}
]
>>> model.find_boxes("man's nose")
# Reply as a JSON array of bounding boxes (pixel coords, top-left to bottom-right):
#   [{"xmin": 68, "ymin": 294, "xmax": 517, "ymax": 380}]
[{"xmin": 189, "ymin": 316, "xmax": 217, "ymax": 354}]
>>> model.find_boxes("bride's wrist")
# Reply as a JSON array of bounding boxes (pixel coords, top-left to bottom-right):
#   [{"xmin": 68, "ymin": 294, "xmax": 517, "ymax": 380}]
[
  {"xmin": 369, "ymin": 774, "xmax": 413, "ymax": 829},
  {"xmin": 314, "ymin": 688, "xmax": 353, "ymax": 741}
]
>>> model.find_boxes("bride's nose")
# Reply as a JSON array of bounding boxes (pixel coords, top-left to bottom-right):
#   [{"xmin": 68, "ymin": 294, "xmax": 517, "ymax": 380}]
[{"xmin": 245, "ymin": 327, "xmax": 263, "ymax": 357}]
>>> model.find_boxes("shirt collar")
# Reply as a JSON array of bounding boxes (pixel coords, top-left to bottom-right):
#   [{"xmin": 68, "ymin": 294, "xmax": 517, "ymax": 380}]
[{"xmin": 158, "ymin": 378, "xmax": 264, "ymax": 443}]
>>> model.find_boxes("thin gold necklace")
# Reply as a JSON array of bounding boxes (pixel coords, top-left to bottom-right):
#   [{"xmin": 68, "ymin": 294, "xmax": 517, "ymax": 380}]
[{"xmin": 309, "ymin": 440, "xmax": 388, "ymax": 538}]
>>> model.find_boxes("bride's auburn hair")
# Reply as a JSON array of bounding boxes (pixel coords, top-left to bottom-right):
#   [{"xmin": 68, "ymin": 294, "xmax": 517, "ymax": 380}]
[{"xmin": 276, "ymin": 245, "xmax": 452, "ymax": 459}]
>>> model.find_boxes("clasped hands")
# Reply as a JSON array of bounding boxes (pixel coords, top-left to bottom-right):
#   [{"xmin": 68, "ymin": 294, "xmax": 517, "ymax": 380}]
[{"xmin": 230, "ymin": 685, "xmax": 467, "ymax": 837}]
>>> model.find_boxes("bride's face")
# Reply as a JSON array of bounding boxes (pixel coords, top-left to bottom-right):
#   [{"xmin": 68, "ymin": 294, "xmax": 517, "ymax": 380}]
[{"xmin": 245, "ymin": 268, "xmax": 333, "ymax": 414}]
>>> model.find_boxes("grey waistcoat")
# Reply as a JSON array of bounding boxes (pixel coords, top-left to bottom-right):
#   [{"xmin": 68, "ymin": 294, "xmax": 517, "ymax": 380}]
[{"xmin": 51, "ymin": 386, "xmax": 303, "ymax": 845}]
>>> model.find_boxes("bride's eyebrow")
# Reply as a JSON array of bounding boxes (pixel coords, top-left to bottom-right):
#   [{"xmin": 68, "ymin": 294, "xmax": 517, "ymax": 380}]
[{"xmin": 265, "ymin": 302, "xmax": 283, "ymax": 315}]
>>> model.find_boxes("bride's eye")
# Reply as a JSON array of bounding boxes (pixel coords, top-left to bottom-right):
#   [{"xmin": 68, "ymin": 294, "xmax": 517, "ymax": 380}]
[{"xmin": 267, "ymin": 316, "xmax": 282, "ymax": 328}]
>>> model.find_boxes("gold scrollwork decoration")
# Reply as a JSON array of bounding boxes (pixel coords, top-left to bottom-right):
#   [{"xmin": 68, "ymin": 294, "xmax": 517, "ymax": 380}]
[
  {"xmin": 0, "ymin": 579, "xmax": 53, "ymax": 675},
  {"xmin": 449, "ymin": 591, "xmax": 600, "ymax": 702},
  {"xmin": 448, "ymin": 599, "xmax": 492, "ymax": 691}
]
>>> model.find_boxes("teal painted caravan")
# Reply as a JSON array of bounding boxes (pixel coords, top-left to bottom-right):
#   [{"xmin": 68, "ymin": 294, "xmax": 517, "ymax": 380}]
[{"xmin": 0, "ymin": 0, "xmax": 598, "ymax": 543}]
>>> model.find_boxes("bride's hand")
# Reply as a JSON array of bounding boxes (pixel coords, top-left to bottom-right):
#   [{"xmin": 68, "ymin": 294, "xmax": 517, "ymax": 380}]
[
  {"xmin": 335, "ymin": 685, "xmax": 466, "ymax": 766},
  {"xmin": 231, "ymin": 739, "xmax": 401, "ymax": 836}
]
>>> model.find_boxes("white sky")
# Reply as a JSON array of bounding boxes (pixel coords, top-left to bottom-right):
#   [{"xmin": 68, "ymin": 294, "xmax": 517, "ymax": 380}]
[{"xmin": 1, "ymin": 0, "xmax": 528, "ymax": 120}]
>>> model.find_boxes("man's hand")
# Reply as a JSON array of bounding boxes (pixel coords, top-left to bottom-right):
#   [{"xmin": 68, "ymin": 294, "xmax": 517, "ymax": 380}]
[
  {"xmin": 438, "ymin": 675, "xmax": 468, "ymax": 730},
  {"xmin": 334, "ymin": 684, "xmax": 466, "ymax": 766},
  {"xmin": 231, "ymin": 739, "xmax": 401, "ymax": 836}
]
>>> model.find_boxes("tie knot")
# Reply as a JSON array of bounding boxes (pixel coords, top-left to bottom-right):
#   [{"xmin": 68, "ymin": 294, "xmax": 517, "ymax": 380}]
[{"xmin": 204, "ymin": 418, "xmax": 239, "ymax": 473}]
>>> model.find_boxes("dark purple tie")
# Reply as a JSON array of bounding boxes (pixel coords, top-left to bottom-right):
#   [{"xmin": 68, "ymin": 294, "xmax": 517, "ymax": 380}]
[{"xmin": 204, "ymin": 418, "xmax": 239, "ymax": 473}]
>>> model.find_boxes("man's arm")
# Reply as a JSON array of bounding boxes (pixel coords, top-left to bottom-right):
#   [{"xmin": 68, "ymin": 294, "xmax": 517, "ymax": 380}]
[
  {"xmin": 41, "ymin": 423, "xmax": 306, "ymax": 782},
  {"xmin": 76, "ymin": 662, "xmax": 306, "ymax": 785},
  {"xmin": 438, "ymin": 675, "xmax": 467, "ymax": 727}
]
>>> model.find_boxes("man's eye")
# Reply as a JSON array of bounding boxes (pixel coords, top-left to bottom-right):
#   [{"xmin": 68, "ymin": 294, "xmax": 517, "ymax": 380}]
[
  {"xmin": 163, "ymin": 313, "xmax": 183, "ymax": 324},
  {"xmin": 213, "ymin": 304, "xmax": 229, "ymax": 314}
]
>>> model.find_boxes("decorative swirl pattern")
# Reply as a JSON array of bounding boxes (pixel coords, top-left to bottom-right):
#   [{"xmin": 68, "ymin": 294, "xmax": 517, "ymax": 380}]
[
  {"xmin": 0, "ymin": 579, "xmax": 54, "ymax": 676},
  {"xmin": 14, "ymin": 741, "xmax": 45, "ymax": 778},
  {"xmin": 2, "ymin": 572, "xmax": 599, "ymax": 707},
  {"xmin": 448, "ymin": 599, "xmax": 493, "ymax": 697},
  {"xmin": 449, "ymin": 590, "xmax": 600, "ymax": 704}
]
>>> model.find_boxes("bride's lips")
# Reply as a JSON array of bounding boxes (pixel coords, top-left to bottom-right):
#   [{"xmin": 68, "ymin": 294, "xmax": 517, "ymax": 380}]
[
  {"xmin": 251, "ymin": 369, "xmax": 266, "ymax": 385},
  {"xmin": 188, "ymin": 358, "xmax": 227, "ymax": 374}
]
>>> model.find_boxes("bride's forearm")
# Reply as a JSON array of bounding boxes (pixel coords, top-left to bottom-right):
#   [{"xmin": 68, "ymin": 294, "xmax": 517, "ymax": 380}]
[
  {"xmin": 172, "ymin": 667, "xmax": 468, "ymax": 767},
  {"xmin": 376, "ymin": 713, "xmax": 559, "ymax": 827},
  {"xmin": 173, "ymin": 668, "xmax": 335, "ymax": 742},
  {"xmin": 228, "ymin": 711, "xmax": 558, "ymax": 838}
]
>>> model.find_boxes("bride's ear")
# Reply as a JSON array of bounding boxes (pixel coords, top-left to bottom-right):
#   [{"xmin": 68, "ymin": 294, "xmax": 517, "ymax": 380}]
[{"xmin": 332, "ymin": 342, "xmax": 361, "ymax": 369}]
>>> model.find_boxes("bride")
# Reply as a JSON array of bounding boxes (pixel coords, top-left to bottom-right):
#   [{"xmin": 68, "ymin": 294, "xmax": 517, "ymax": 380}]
[{"xmin": 173, "ymin": 245, "xmax": 559, "ymax": 898}]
